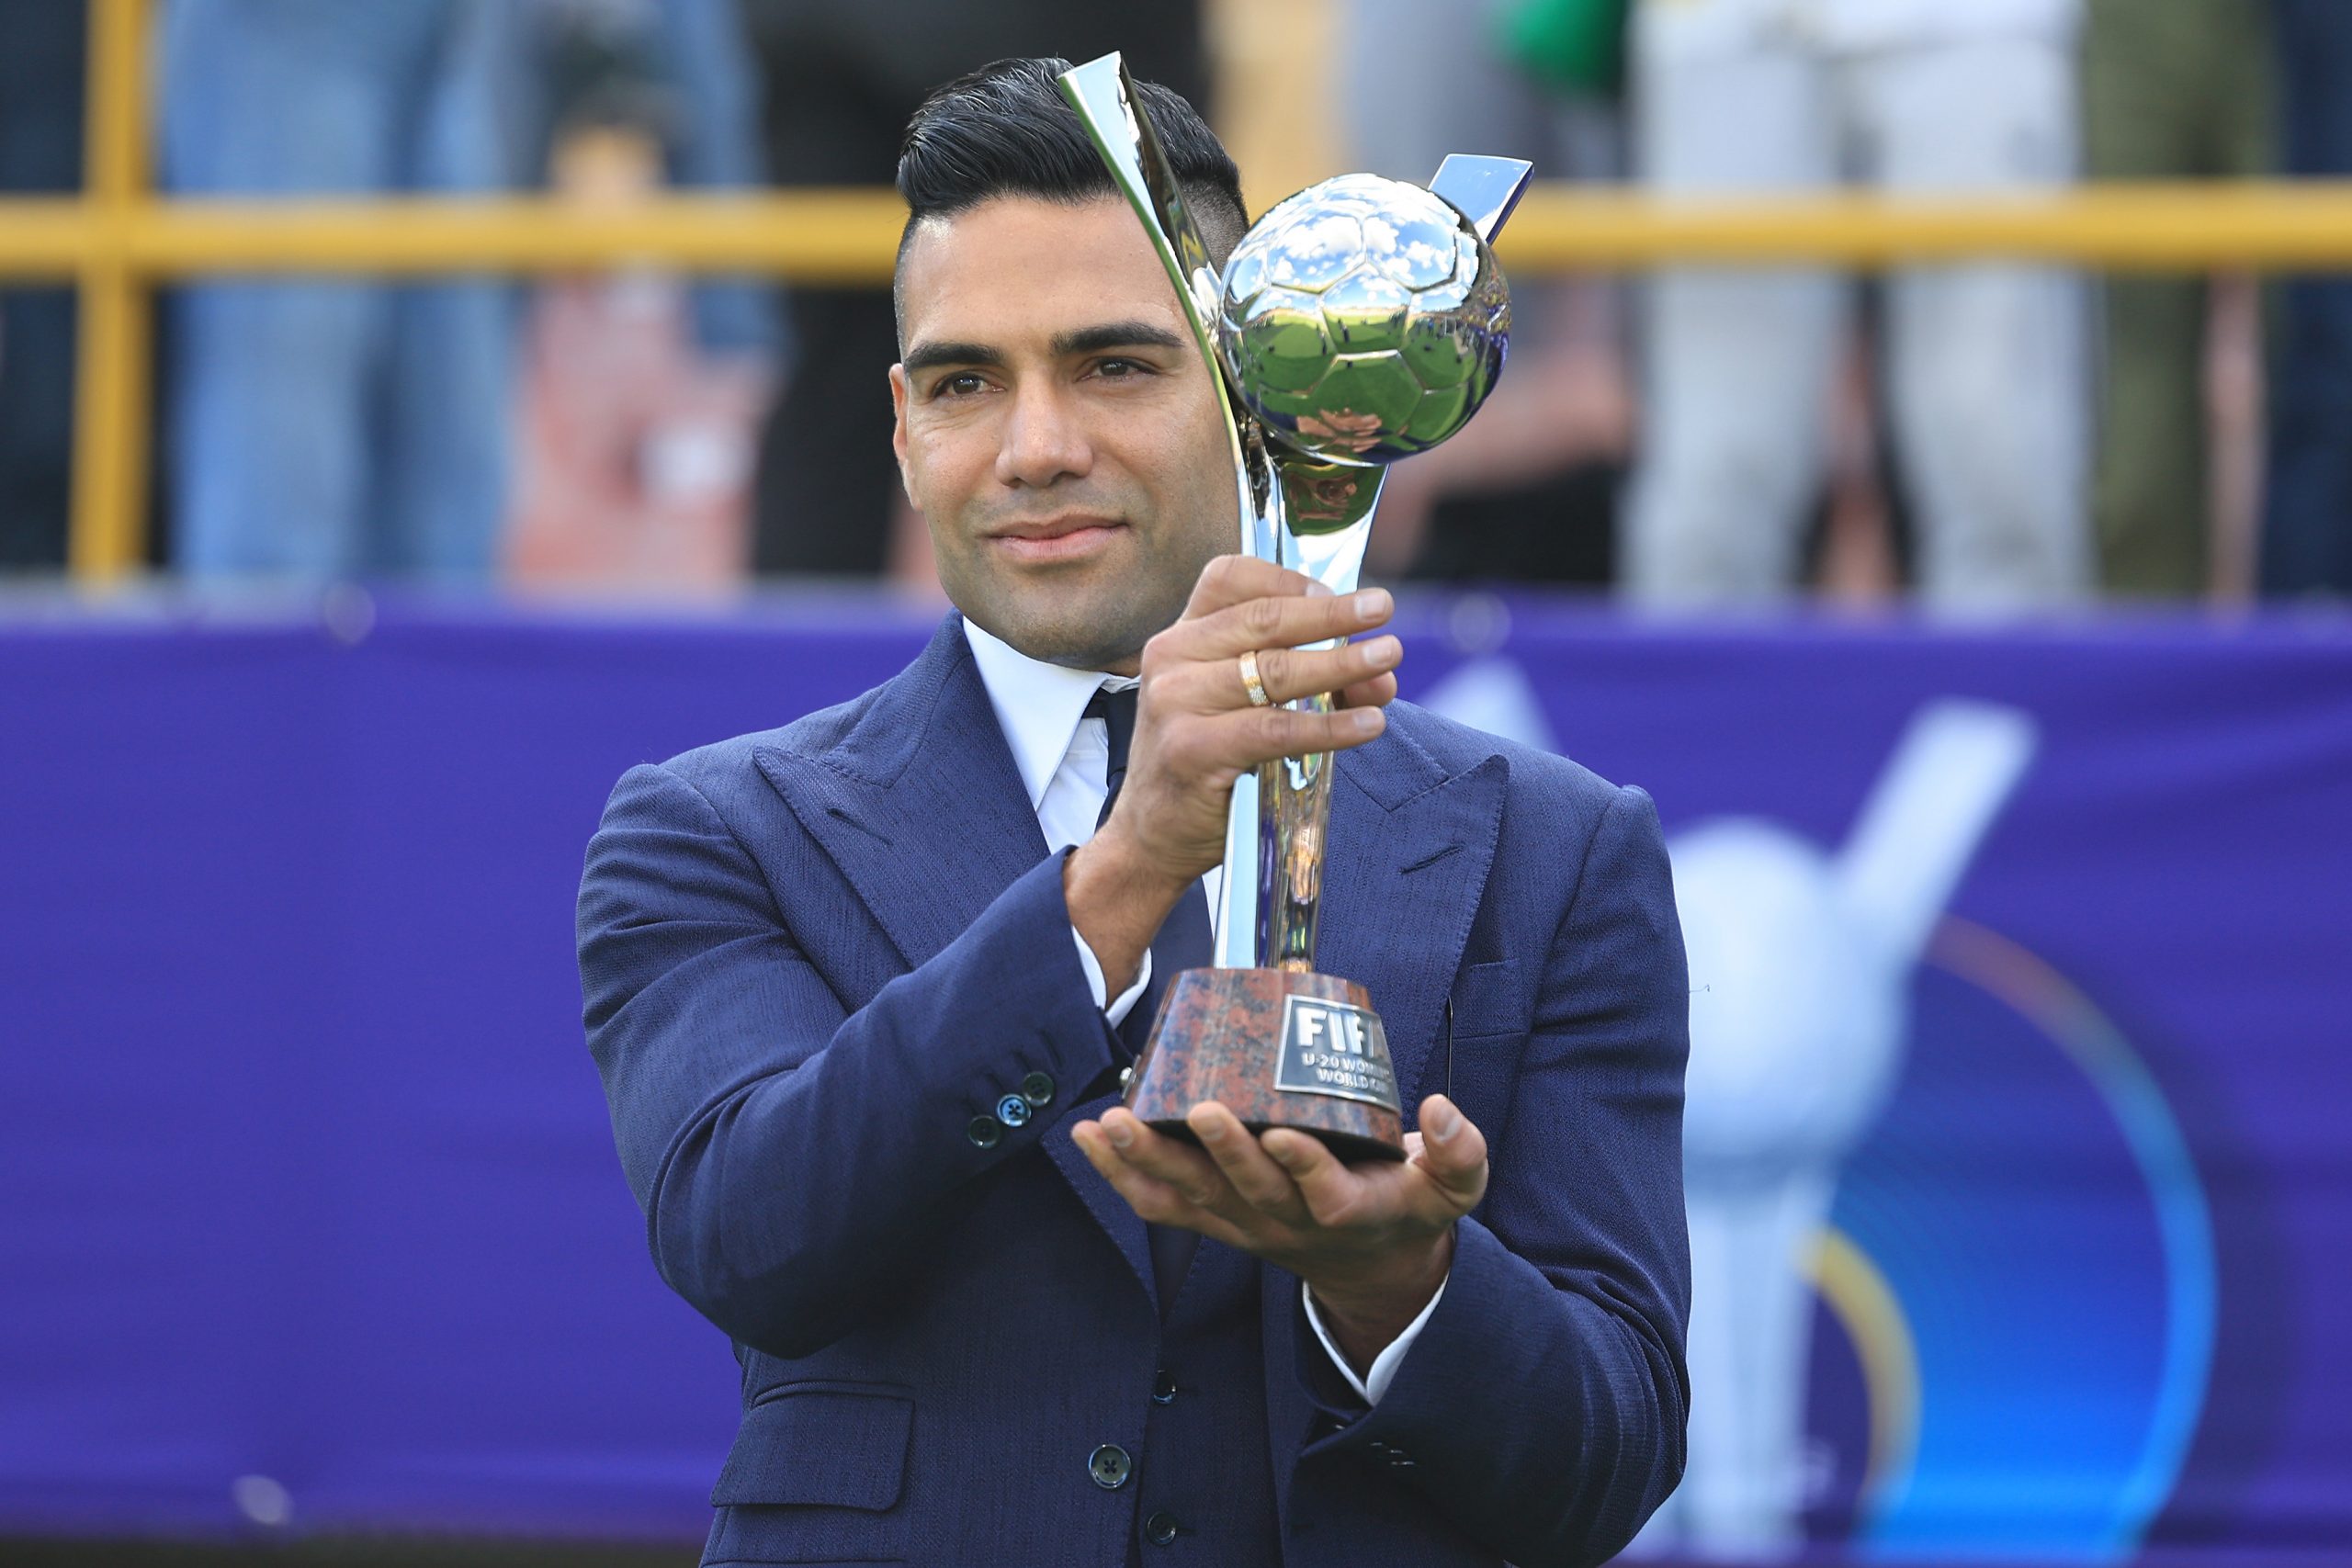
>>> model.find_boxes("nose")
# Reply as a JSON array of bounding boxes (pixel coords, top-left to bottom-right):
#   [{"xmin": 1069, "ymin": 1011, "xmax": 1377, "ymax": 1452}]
[{"xmin": 994, "ymin": 379, "xmax": 1093, "ymax": 489}]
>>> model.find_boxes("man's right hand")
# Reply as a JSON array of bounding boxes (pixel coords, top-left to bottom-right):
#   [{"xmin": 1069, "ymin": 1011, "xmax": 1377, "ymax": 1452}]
[{"xmin": 1064, "ymin": 555, "xmax": 1401, "ymax": 995}]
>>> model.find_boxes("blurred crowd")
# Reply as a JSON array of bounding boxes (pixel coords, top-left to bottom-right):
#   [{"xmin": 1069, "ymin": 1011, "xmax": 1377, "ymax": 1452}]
[{"xmin": 2, "ymin": 0, "xmax": 2350, "ymax": 605}]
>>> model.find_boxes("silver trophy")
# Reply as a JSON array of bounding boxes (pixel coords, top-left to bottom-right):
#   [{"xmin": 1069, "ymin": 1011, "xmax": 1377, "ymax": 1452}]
[{"xmin": 1060, "ymin": 52, "xmax": 1529, "ymax": 1157}]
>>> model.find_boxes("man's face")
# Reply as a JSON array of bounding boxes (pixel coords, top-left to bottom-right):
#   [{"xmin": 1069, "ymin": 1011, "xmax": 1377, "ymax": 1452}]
[{"xmin": 891, "ymin": 197, "xmax": 1238, "ymax": 673}]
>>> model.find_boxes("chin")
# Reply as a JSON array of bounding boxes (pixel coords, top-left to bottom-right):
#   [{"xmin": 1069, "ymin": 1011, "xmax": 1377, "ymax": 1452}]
[{"xmin": 993, "ymin": 591, "xmax": 1164, "ymax": 671}]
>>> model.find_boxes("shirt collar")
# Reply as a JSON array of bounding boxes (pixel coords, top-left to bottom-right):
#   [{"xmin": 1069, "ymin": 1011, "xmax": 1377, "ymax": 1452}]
[{"xmin": 962, "ymin": 616, "xmax": 1138, "ymax": 811}]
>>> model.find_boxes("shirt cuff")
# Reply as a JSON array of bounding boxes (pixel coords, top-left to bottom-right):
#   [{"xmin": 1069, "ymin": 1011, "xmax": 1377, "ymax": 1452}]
[
  {"xmin": 1302, "ymin": 1272, "xmax": 1448, "ymax": 1405},
  {"xmin": 1072, "ymin": 924, "xmax": 1153, "ymax": 1025}
]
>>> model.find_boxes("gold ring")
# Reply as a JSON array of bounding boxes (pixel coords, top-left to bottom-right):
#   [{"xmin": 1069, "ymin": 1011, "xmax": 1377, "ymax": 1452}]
[{"xmin": 1238, "ymin": 649, "xmax": 1272, "ymax": 707}]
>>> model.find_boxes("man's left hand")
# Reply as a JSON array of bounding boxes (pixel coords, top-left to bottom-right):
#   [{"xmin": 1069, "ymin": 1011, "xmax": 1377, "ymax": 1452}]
[{"xmin": 1071, "ymin": 1095, "xmax": 1487, "ymax": 1372}]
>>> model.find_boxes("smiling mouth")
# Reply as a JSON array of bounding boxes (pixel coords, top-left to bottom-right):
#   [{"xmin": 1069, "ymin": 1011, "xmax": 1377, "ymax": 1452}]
[{"xmin": 989, "ymin": 518, "xmax": 1126, "ymax": 563}]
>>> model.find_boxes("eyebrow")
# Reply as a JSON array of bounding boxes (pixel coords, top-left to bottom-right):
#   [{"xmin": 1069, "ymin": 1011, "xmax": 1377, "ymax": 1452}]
[
  {"xmin": 900, "ymin": 340, "xmax": 1005, "ymax": 376},
  {"xmin": 899, "ymin": 320, "xmax": 1190, "ymax": 378},
  {"xmin": 1051, "ymin": 320, "xmax": 1189, "ymax": 358}
]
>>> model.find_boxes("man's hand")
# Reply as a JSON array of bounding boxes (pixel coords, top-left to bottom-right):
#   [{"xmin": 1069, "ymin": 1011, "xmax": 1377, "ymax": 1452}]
[
  {"xmin": 1063, "ymin": 555, "xmax": 1402, "ymax": 993},
  {"xmin": 1071, "ymin": 1094, "xmax": 1488, "ymax": 1374}
]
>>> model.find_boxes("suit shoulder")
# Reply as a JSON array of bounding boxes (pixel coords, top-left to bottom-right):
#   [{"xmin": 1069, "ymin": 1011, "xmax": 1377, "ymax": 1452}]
[
  {"xmin": 637, "ymin": 683, "xmax": 886, "ymax": 801},
  {"xmin": 1386, "ymin": 699, "xmax": 1632, "ymax": 816}
]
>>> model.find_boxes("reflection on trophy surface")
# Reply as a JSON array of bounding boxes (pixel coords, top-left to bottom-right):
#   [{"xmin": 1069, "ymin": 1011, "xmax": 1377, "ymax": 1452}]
[
  {"xmin": 1216, "ymin": 173, "xmax": 1511, "ymax": 468},
  {"xmin": 1059, "ymin": 52, "xmax": 1530, "ymax": 1160}
]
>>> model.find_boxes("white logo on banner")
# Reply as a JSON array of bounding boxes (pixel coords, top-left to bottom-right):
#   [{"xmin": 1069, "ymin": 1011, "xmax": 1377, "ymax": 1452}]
[
  {"xmin": 1425, "ymin": 662, "xmax": 2041, "ymax": 1555},
  {"xmin": 1642, "ymin": 701, "xmax": 2038, "ymax": 1558}
]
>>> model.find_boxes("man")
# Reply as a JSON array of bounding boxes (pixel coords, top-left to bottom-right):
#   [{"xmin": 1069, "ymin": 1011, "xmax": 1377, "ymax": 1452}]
[
  {"xmin": 736, "ymin": 0, "xmax": 1210, "ymax": 580},
  {"xmin": 579, "ymin": 58, "xmax": 1689, "ymax": 1567}
]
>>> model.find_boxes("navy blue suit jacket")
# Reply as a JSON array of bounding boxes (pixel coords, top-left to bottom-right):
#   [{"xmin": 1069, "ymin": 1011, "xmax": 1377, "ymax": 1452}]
[{"xmin": 578, "ymin": 616, "xmax": 1690, "ymax": 1566}]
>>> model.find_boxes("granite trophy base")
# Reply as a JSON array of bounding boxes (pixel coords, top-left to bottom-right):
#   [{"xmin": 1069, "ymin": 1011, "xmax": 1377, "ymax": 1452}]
[{"xmin": 1124, "ymin": 967, "xmax": 1407, "ymax": 1163}]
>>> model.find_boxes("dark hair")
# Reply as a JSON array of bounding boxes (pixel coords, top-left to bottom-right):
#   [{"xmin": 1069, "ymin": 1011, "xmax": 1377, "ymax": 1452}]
[{"xmin": 892, "ymin": 57, "xmax": 1247, "ymax": 342}]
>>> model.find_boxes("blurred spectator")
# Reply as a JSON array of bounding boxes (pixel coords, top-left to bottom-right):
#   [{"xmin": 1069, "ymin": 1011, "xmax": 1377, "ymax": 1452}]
[
  {"xmin": 1623, "ymin": 0, "xmax": 2091, "ymax": 611},
  {"xmin": 2263, "ymin": 0, "xmax": 2352, "ymax": 598},
  {"xmin": 2083, "ymin": 0, "xmax": 2270, "ymax": 599},
  {"xmin": 1340, "ymin": 0, "xmax": 1635, "ymax": 589},
  {"xmin": 737, "ymin": 2, "xmax": 1211, "ymax": 582},
  {"xmin": 504, "ymin": 0, "xmax": 777, "ymax": 591},
  {"xmin": 0, "ymin": 1, "xmax": 84, "ymax": 572},
  {"xmin": 534, "ymin": 0, "xmax": 777, "ymax": 363},
  {"xmin": 160, "ymin": 0, "xmax": 769, "ymax": 587},
  {"xmin": 504, "ymin": 1, "xmax": 775, "ymax": 591},
  {"xmin": 161, "ymin": 0, "xmax": 534, "ymax": 583}
]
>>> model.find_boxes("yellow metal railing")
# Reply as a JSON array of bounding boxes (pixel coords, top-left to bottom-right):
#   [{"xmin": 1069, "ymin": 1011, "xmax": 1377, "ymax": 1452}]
[
  {"xmin": 18, "ymin": 0, "xmax": 2352, "ymax": 581},
  {"xmin": 64, "ymin": 0, "xmax": 153, "ymax": 582}
]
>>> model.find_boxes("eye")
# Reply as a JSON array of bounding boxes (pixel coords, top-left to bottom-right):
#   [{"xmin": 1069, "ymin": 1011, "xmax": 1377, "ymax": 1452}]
[
  {"xmin": 934, "ymin": 372, "xmax": 989, "ymax": 399},
  {"xmin": 1090, "ymin": 356, "xmax": 1153, "ymax": 382}
]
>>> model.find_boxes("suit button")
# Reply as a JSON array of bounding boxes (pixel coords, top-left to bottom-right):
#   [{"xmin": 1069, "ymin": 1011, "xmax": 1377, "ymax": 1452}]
[
  {"xmin": 1151, "ymin": 1369, "xmax": 1178, "ymax": 1404},
  {"xmin": 1021, "ymin": 1070, "xmax": 1056, "ymax": 1107},
  {"xmin": 967, "ymin": 1115, "xmax": 1002, "ymax": 1149},
  {"xmin": 1145, "ymin": 1510, "xmax": 1180, "ymax": 1546},
  {"xmin": 995, "ymin": 1093, "xmax": 1032, "ymax": 1128},
  {"xmin": 1088, "ymin": 1443, "xmax": 1132, "ymax": 1490}
]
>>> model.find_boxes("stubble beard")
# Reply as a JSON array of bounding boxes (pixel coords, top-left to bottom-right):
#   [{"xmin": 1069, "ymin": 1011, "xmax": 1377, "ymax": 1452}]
[{"xmin": 998, "ymin": 567, "xmax": 1191, "ymax": 673}]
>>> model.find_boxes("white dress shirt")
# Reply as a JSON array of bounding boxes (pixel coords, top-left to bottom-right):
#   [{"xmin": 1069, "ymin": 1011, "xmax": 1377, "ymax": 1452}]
[{"xmin": 963, "ymin": 618, "xmax": 1442, "ymax": 1404}]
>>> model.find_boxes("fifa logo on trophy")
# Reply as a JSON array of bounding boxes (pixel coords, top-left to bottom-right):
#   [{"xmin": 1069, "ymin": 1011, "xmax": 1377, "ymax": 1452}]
[{"xmin": 1059, "ymin": 53, "xmax": 1531, "ymax": 1159}]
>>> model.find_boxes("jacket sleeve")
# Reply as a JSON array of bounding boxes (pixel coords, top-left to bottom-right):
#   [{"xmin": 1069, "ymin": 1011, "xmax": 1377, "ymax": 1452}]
[
  {"xmin": 577, "ymin": 761, "xmax": 1124, "ymax": 1359},
  {"xmin": 1297, "ymin": 784, "xmax": 1692, "ymax": 1567}
]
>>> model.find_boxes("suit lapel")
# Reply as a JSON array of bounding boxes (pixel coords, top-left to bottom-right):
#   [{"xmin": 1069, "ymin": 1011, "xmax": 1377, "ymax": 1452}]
[
  {"xmin": 753, "ymin": 616, "xmax": 1048, "ymax": 972},
  {"xmin": 1317, "ymin": 722, "xmax": 1510, "ymax": 1117},
  {"xmin": 753, "ymin": 616, "xmax": 1158, "ymax": 1301}
]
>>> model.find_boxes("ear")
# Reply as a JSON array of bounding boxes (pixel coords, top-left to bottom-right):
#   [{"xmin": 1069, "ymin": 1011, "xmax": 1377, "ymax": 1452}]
[{"xmin": 888, "ymin": 363, "xmax": 919, "ymax": 510}]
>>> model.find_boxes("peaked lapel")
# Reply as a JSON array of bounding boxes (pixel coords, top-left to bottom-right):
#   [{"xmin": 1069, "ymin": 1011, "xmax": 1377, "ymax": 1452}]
[
  {"xmin": 752, "ymin": 615, "xmax": 1156, "ymax": 1301},
  {"xmin": 752, "ymin": 616, "xmax": 1048, "ymax": 972},
  {"xmin": 1317, "ymin": 717, "xmax": 1510, "ymax": 1119}
]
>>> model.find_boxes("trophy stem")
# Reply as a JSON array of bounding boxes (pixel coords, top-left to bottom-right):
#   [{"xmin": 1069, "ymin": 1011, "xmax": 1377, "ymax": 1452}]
[{"xmin": 1255, "ymin": 702, "xmax": 1337, "ymax": 973}]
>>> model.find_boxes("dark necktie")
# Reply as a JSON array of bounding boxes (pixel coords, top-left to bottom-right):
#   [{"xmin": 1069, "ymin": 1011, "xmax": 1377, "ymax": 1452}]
[
  {"xmin": 1086, "ymin": 685, "xmax": 1211, "ymax": 1313},
  {"xmin": 1091, "ymin": 684, "xmax": 1136, "ymax": 830}
]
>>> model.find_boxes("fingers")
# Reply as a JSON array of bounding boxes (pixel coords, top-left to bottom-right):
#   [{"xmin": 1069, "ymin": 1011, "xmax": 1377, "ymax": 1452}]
[
  {"xmin": 1182, "ymin": 554, "xmax": 1328, "ymax": 617},
  {"xmin": 1260, "ymin": 1099, "xmax": 1488, "ymax": 1229},
  {"xmin": 1243, "ymin": 635, "xmax": 1402, "ymax": 709},
  {"xmin": 1155, "ymin": 641, "xmax": 1399, "ymax": 721},
  {"xmin": 1071, "ymin": 1115, "xmax": 1247, "ymax": 1247},
  {"xmin": 1258, "ymin": 1128, "xmax": 1370, "ymax": 1229},
  {"xmin": 1075, "ymin": 1101, "xmax": 1491, "ymax": 1278},
  {"xmin": 1187, "ymin": 1102, "xmax": 1313, "ymax": 1225},
  {"xmin": 1148, "ymin": 634, "xmax": 1398, "ymax": 720},
  {"xmin": 1133, "ymin": 561, "xmax": 1402, "ymax": 789},
  {"xmin": 1337, "ymin": 671, "xmax": 1399, "ymax": 711},
  {"xmin": 1408, "ymin": 1095, "xmax": 1489, "ymax": 1212},
  {"xmin": 1214, "ymin": 700, "xmax": 1387, "ymax": 765},
  {"xmin": 1097, "ymin": 1110, "xmax": 1227, "ymax": 1207},
  {"xmin": 1175, "ymin": 583, "xmax": 1394, "ymax": 661}
]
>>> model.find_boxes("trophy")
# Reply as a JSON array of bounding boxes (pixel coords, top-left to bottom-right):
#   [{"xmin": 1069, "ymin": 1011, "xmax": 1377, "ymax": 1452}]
[{"xmin": 1058, "ymin": 54, "xmax": 1530, "ymax": 1162}]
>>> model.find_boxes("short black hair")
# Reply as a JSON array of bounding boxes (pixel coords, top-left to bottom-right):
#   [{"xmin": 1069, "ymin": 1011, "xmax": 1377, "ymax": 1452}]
[{"xmin": 892, "ymin": 57, "xmax": 1247, "ymax": 344}]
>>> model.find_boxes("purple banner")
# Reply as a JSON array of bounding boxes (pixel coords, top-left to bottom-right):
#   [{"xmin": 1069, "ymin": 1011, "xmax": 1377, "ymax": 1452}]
[{"xmin": 2, "ymin": 595, "xmax": 2347, "ymax": 1559}]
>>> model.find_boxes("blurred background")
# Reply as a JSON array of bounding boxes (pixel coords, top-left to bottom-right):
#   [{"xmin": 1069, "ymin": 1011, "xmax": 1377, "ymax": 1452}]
[{"xmin": 3, "ymin": 0, "xmax": 2349, "ymax": 1562}]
